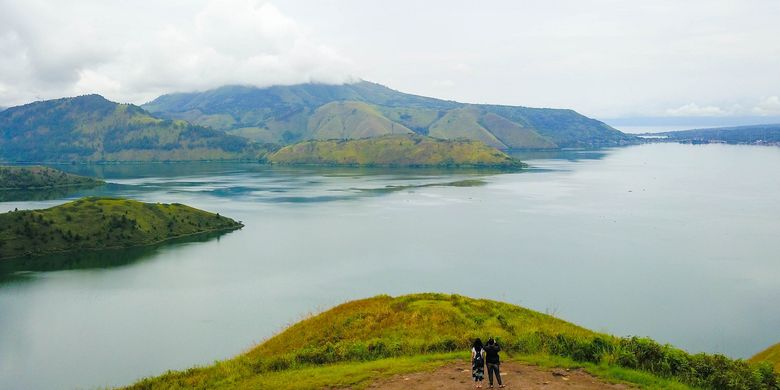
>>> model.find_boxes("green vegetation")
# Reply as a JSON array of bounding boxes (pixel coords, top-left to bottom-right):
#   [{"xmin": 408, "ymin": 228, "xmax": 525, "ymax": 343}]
[
  {"xmin": 0, "ymin": 94, "xmax": 270, "ymax": 162},
  {"xmin": 126, "ymin": 294, "xmax": 778, "ymax": 390},
  {"xmin": 307, "ymin": 101, "xmax": 413, "ymax": 139},
  {"xmin": 266, "ymin": 135, "xmax": 524, "ymax": 168},
  {"xmin": 752, "ymin": 343, "xmax": 780, "ymax": 371},
  {"xmin": 428, "ymin": 106, "xmax": 507, "ymax": 148},
  {"xmin": 649, "ymin": 124, "xmax": 780, "ymax": 145},
  {"xmin": 0, "ymin": 197, "xmax": 243, "ymax": 260},
  {"xmin": 142, "ymin": 81, "xmax": 637, "ymax": 148},
  {"xmin": 0, "ymin": 165, "xmax": 104, "ymax": 190}
]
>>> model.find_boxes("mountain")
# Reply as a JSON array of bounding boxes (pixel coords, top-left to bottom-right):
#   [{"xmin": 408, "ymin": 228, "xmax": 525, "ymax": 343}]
[
  {"xmin": 646, "ymin": 124, "xmax": 780, "ymax": 145},
  {"xmin": 0, "ymin": 166, "xmax": 104, "ymax": 190},
  {"xmin": 267, "ymin": 134, "xmax": 524, "ymax": 168},
  {"xmin": 126, "ymin": 294, "xmax": 778, "ymax": 389},
  {"xmin": 0, "ymin": 95, "xmax": 269, "ymax": 162},
  {"xmin": 143, "ymin": 81, "xmax": 635, "ymax": 149},
  {"xmin": 0, "ymin": 197, "xmax": 242, "ymax": 260}
]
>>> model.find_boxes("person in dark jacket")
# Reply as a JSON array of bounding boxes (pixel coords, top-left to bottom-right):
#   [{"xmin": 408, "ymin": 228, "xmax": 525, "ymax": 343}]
[{"xmin": 484, "ymin": 337, "xmax": 504, "ymax": 388}]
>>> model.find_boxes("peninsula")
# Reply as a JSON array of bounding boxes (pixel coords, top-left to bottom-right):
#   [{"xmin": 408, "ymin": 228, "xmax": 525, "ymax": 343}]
[
  {"xmin": 0, "ymin": 166, "xmax": 104, "ymax": 190},
  {"xmin": 267, "ymin": 135, "xmax": 525, "ymax": 168}
]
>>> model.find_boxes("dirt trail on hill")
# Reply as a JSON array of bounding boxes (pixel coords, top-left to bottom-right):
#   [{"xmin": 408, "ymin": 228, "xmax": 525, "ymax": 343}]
[{"xmin": 361, "ymin": 361, "xmax": 633, "ymax": 389}]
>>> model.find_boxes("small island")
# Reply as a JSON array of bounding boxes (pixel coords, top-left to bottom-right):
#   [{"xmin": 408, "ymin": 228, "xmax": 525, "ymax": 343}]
[
  {"xmin": 126, "ymin": 294, "xmax": 778, "ymax": 389},
  {"xmin": 0, "ymin": 166, "xmax": 104, "ymax": 190},
  {"xmin": 0, "ymin": 197, "xmax": 243, "ymax": 260},
  {"xmin": 266, "ymin": 134, "xmax": 525, "ymax": 168}
]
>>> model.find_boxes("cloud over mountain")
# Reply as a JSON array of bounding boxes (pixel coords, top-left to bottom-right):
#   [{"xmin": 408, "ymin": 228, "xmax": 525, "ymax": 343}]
[{"xmin": 0, "ymin": 0, "xmax": 355, "ymax": 107}]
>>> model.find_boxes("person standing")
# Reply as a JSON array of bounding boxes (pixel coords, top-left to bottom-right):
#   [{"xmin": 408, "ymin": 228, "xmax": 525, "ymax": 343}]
[
  {"xmin": 471, "ymin": 338, "xmax": 486, "ymax": 388},
  {"xmin": 484, "ymin": 337, "xmax": 504, "ymax": 388}
]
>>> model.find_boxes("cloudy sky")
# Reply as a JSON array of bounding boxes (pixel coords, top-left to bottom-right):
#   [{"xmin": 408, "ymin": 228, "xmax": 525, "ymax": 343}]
[{"xmin": 1, "ymin": 0, "xmax": 778, "ymax": 121}]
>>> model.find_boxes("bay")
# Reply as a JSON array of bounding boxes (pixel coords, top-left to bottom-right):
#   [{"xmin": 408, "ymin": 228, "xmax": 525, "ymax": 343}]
[{"xmin": 1, "ymin": 143, "xmax": 779, "ymax": 389}]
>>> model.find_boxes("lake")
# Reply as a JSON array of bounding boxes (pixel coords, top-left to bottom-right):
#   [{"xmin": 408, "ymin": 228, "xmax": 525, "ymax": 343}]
[{"xmin": 1, "ymin": 143, "xmax": 779, "ymax": 389}]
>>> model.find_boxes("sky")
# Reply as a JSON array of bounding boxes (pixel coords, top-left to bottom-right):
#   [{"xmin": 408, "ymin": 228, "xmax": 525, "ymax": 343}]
[{"xmin": 1, "ymin": 0, "xmax": 779, "ymax": 121}]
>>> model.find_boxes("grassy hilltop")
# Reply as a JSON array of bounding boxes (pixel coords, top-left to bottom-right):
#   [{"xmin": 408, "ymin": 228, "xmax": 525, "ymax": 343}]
[
  {"xmin": 127, "ymin": 294, "xmax": 778, "ymax": 390},
  {"xmin": 752, "ymin": 343, "xmax": 780, "ymax": 372},
  {"xmin": 0, "ymin": 165, "xmax": 104, "ymax": 190},
  {"xmin": 0, "ymin": 197, "xmax": 242, "ymax": 260},
  {"xmin": 267, "ymin": 134, "xmax": 525, "ymax": 168}
]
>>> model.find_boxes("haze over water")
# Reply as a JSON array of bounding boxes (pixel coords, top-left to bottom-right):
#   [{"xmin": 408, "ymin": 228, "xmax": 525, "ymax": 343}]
[{"xmin": 1, "ymin": 143, "xmax": 779, "ymax": 389}]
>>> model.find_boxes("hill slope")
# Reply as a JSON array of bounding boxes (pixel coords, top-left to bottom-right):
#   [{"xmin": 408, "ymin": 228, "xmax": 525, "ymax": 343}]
[
  {"xmin": 308, "ymin": 101, "xmax": 413, "ymax": 139},
  {"xmin": 0, "ymin": 197, "xmax": 242, "ymax": 260},
  {"xmin": 0, "ymin": 95, "xmax": 268, "ymax": 162},
  {"xmin": 143, "ymin": 81, "xmax": 636, "ymax": 149},
  {"xmin": 751, "ymin": 343, "xmax": 780, "ymax": 371},
  {"xmin": 127, "ymin": 294, "xmax": 778, "ymax": 390},
  {"xmin": 267, "ymin": 135, "xmax": 523, "ymax": 168},
  {"xmin": 0, "ymin": 166, "xmax": 104, "ymax": 190}
]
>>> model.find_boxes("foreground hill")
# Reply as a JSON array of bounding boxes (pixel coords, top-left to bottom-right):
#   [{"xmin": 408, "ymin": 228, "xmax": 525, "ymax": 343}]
[
  {"xmin": 752, "ymin": 343, "xmax": 780, "ymax": 371},
  {"xmin": 647, "ymin": 124, "xmax": 780, "ymax": 145},
  {"xmin": 267, "ymin": 135, "xmax": 524, "ymax": 168},
  {"xmin": 143, "ymin": 81, "xmax": 635, "ymax": 149},
  {"xmin": 0, "ymin": 95, "xmax": 268, "ymax": 162},
  {"xmin": 0, "ymin": 166, "xmax": 104, "ymax": 190},
  {"xmin": 127, "ymin": 294, "xmax": 778, "ymax": 390},
  {"xmin": 0, "ymin": 197, "xmax": 242, "ymax": 260}
]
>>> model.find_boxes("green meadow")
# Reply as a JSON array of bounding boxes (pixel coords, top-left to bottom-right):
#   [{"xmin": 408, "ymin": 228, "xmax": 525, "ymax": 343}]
[{"xmin": 126, "ymin": 294, "xmax": 779, "ymax": 389}]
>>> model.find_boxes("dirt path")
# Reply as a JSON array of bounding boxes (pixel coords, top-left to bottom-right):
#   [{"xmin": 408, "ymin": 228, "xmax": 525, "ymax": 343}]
[{"xmin": 363, "ymin": 360, "xmax": 633, "ymax": 389}]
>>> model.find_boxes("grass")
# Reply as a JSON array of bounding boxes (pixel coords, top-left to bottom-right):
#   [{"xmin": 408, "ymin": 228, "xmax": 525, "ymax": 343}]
[
  {"xmin": 428, "ymin": 106, "xmax": 507, "ymax": 149},
  {"xmin": 516, "ymin": 354, "xmax": 693, "ymax": 389},
  {"xmin": 123, "ymin": 293, "xmax": 780, "ymax": 389},
  {"xmin": 0, "ymin": 165, "xmax": 104, "ymax": 190},
  {"xmin": 308, "ymin": 101, "xmax": 413, "ymax": 140},
  {"xmin": 267, "ymin": 134, "xmax": 524, "ymax": 168},
  {"xmin": 752, "ymin": 343, "xmax": 780, "ymax": 371},
  {"xmin": 0, "ymin": 197, "xmax": 243, "ymax": 260}
]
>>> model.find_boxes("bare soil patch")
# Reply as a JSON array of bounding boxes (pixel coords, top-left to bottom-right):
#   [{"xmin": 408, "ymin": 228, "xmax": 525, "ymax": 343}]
[{"xmin": 362, "ymin": 360, "xmax": 633, "ymax": 389}]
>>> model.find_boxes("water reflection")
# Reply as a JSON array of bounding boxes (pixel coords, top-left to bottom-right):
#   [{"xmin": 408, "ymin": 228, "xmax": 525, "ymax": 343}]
[
  {"xmin": 508, "ymin": 148, "xmax": 612, "ymax": 162},
  {"xmin": 0, "ymin": 230, "xmax": 236, "ymax": 283}
]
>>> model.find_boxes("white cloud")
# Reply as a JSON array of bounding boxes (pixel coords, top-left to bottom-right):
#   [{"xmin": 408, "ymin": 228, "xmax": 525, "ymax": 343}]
[
  {"xmin": 433, "ymin": 79, "xmax": 456, "ymax": 88},
  {"xmin": 0, "ymin": 0, "xmax": 777, "ymax": 118},
  {"xmin": 0, "ymin": 0, "xmax": 356, "ymax": 106},
  {"xmin": 665, "ymin": 103, "xmax": 729, "ymax": 117},
  {"xmin": 452, "ymin": 63, "xmax": 472, "ymax": 73},
  {"xmin": 752, "ymin": 96, "xmax": 780, "ymax": 116}
]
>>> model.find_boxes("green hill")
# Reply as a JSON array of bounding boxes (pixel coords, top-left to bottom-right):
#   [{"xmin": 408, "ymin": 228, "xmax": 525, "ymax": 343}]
[
  {"xmin": 0, "ymin": 197, "xmax": 242, "ymax": 260},
  {"xmin": 0, "ymin": 166, "xmax": 104, "ymax": 190},
  {"xmin": 0, "ymin": 95, "xmax": 269, "ymax": 162},
  {"xmin": 266, "ymin": 135, "xmax": 524, "ymax": 168},
  {"xmin": 428, "ymin": 106, "xmax": 507, "ymax": 149},
  {"xmin": 751, "ymin": 343, "xmax": 780, "ymax": 371},
  {"xmin": 143, "ymin": 81, "xmax": 636, "ymax": 149},
  {"xmin": 126, "ymin": 294, "xmax": 778, "ymax": 390},
  {"xmin": 307, "ymin": 101, "xmax": 413, "ymax": 139}
]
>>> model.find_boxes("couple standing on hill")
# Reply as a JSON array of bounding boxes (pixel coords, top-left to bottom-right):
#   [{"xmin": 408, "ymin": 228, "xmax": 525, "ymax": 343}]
[{"xmin": 471, "ymin": 337, "xmax": 504, "ymax": 388}]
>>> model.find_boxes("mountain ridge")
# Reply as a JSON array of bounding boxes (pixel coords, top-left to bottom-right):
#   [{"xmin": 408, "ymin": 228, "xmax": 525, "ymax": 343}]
[
  {"xmin": 0, "ymin": 94, "xmax": 269, "ymax": 162},
  {"xmin": 645, "ymin": 123, "xmax": 780, "ymax": 145},
  {"xmin": 143, "ymin": 81, "xmax": 636, "ymax": 149}
]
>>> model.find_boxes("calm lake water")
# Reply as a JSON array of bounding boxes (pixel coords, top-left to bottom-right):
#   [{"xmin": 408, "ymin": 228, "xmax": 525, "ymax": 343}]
[{"xmin": 1, "ymin": 143, "xmax": 779, "ymax": 389}]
